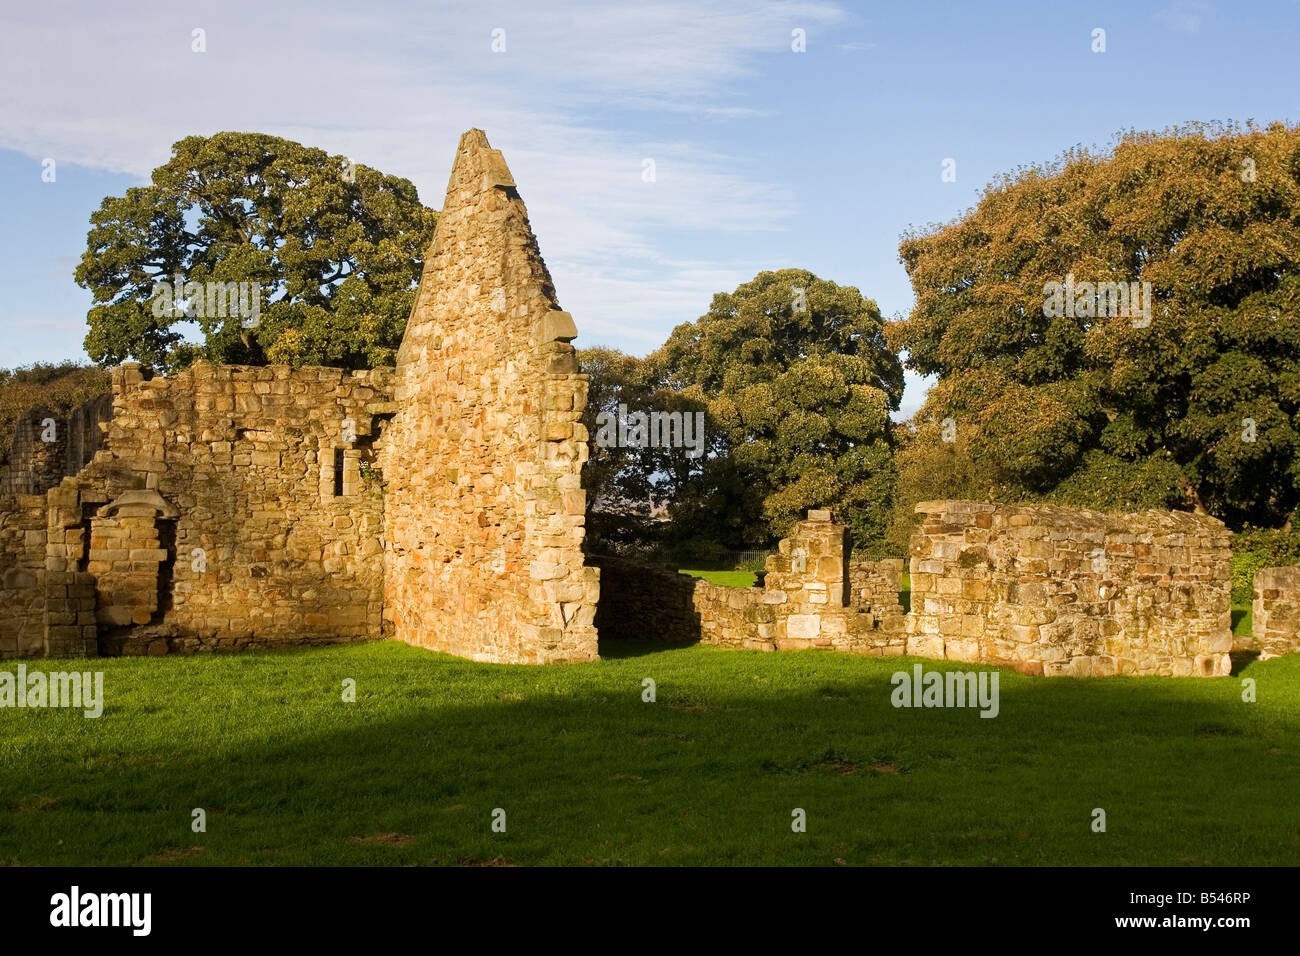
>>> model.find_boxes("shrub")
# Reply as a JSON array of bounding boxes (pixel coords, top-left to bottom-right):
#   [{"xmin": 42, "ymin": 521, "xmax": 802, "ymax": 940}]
[{"xmin": 1230, "ymin": 523, "xmax": 1300, "ymax": 604}]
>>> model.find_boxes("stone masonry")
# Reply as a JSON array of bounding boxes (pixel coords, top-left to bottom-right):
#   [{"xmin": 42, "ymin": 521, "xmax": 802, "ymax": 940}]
[
  {"xmin": 0, "ymin": 393, "xmax": 111, "ymax": 496},
  {"xmin": 908, "ymin": 501, "xmax": 1233, "ymax": 677},
  {"xmin": 1251, "ymin": 566, "xmax": 1300, "ymax": 660},
  {"xmin": 0, "ymin": 129, "xmax": 597, "ymax": 664},
  {"xmin": 380, "ymin": 129, "xmax": 597, "ymax": 664},
  {"xmin": 596, "ymin": 504, "xmax": 1246, "ymax": 678}
]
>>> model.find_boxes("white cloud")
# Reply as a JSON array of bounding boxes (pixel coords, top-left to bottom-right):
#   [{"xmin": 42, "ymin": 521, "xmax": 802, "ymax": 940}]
[
  {"xmin": 1154, "ymin": 0, "xmax": 1211, "ymax": 33},
  {"xmin": 0, "ymin": 0, "xmax": 848, "ymax": 354}
]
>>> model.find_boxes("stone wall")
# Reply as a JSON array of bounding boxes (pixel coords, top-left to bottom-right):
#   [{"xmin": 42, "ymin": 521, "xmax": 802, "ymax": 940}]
[
  {"xmin": 65, "ymin": 393, "xmax": 113, "ymax": 477},
  {"xmin": 849, "ymin": 557, "xmax": 906, "ymax": 620},
  {"xmin": 0, "ymin": 494, "xmax": 49, "ymax": 657},
  {"xmin": 693, "ymin": 580, "xmax": 772, "ymax": 649},
  {"xmin": 0, "ymin": 407, "xmax": 62, "ymax": 496},
  {"xmin": 908, "ymin": 501, "xmax": 1232, "ymax": 677},
  {"xmin": 587, "ymin": 503, "xmax": 1244, "ymax": 678},
  {"xmin": 50, "ymin": 360, "xmax": 392, "ymax": 655},
  {"xmin": 594, "ymin": 513, "xmax": 907, "ymax": 655},
  {"xmin": 381, "ymin": 129, "xmax": 598, "ymax": 664},
  {"xmin": 1251, "ymin": 567, "xmax": 1300, "ymax": 660},
  {"xmin": 588, "ymin": 554, "xmax": 697, "ymax": 642},
  {"xmin": 0, "ymin": 394, "xmax": 112, "ymax": 497}
]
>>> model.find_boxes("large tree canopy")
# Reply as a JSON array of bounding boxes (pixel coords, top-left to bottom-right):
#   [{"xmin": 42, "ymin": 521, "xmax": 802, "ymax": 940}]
[
  {"xmin": 75, "ymin": 131, "xmax": 436, "ymax": 373},
  {"xmin": 891, "ymin": 121, "xmax": 1300, "ymax": 529},
  {"xmin": 652, "ymin": 268, "xmax": 904, "ymax": 548}
]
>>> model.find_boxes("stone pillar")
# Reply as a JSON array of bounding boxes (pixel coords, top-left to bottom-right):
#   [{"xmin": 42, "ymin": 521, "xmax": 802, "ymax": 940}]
[
  {"xmin": 767, "ymin": 510, "xmax": 849, "ymax": 607},
  {"xmin": 764, "ymin": 509, "xmax": 852, "ymax": 648},
  {"xmin": 1253, "ymin": 567, "xmax": 1300, "ymax": 659}
]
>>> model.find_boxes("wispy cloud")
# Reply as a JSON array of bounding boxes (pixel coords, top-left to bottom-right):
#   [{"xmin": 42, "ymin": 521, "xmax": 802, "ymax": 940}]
[
  {"xmin": 0, "ymin": 0, "xmax": 848, "ymax": 352},
  {"xmin": 1155, "ymin": 0, "xmax": 1210, "ymax": 33}
]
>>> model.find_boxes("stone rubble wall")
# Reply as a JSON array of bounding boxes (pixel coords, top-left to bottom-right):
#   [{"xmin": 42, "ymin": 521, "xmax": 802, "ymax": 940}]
[
  {"xmin": 908, "ymin": 501, "xmax": 1233, "ymax": 676},
  {"xmin": 0, "ymin": 394, "xmax": 112, "ymax": 497},
  {"xmin": 584, "ymin": 503, "xmax": 1250, "ymax": 679},
  {"xmin": 0, "ymin": 407, "xmax": 62, "ymax": 496},
  {"xmin": 849, "ymin": 557, "xmax": 906, "ymax": 620},
  {"xmin": 592, "ymin": 513, "xmax": 906, "ymax": 655},
  {"xmin": 61, "ymin": 360, "xmax": 391, "ymax": 655},
  {"xmin": 0, "ymin": 494, "xmax": 50, "ymax": 658},
  {"xmin": 381, "ymin": 129, "xmax": 597, "ymax": 664},
  {"xmin": 1251, "ymin": 567, "xmax": 1300, "ymax": 659},
  {"xmin": 587, "ymin": 554, "xmax": 697, "ymax": 642},
  {"xmin": 756, "ymin": 511, "xmax": 879, "ymax": 651}
]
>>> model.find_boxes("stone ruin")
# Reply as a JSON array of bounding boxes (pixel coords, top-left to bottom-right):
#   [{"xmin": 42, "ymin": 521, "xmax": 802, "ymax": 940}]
[
  {"xmin": 383, "ymin": 130, "xmax": 595, "ymax": 664},
  {"xmin": 907, "ymin": 501, "xmax": 1233, "ymax": 677},
  {"xmin": 1251, "ymin": 567, "xmax": 1300, "ymax": 660},
  {"xmin": 1, "ymin": 128, "xmax": 1298, "ymax": 675},
  {"xmin": 0, "ymin": 130, "xmax": 593, "ymax": 663},
  {"xmin": 595, "ymin": 505, "xmax": 1248, "ymax": 677}
]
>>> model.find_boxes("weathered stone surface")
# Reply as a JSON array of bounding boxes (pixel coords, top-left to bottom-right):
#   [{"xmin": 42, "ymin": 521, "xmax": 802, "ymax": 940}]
[
  {"xmin": 1252, "ymin": 566, "xmax": 1300, "ymax": 659},
  {"xmin": 380, "ymin": 129, "xmax": 597, "ymax": 665},
  {"xmin": 907, "ymin": 501, "xmax": 1233, "ymax": 677},
  {"xmin": 0, "ymin": 394, "xmax": 112, "ymax": 497}
]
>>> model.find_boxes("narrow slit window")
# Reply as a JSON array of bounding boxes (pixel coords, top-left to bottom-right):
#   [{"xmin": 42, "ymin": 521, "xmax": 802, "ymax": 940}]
[{"xmin": 333, "ymin": 448, "xmax": 345, "ymax": 496}]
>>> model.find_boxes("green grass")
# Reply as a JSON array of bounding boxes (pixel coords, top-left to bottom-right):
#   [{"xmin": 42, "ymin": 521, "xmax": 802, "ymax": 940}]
[
  {"xmin": 679, "ymin": 568, "xmax": 757, "ymax": 587},
  {"xmin": 3, "ymin": 641, "xmax": 1297, "ymax": 866},
  {"xmin": 1233, "ymin": 602, "xmax": 1253, "ymax": 638}
]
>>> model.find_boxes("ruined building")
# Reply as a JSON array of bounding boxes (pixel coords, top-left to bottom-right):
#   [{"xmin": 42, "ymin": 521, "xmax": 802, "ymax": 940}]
[
  {"xmin": 0, "ymin": 130, "xmax": 594, "ymax": 663},
  {"xmin": 1, "ymin": 130, "xmax": 1296, "ymax": 675}
]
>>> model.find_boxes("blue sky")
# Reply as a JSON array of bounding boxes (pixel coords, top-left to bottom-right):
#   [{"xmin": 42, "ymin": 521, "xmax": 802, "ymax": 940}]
[{"xmin": 1, "ymin": 0, "xmax": 1296, "ymax": 416}]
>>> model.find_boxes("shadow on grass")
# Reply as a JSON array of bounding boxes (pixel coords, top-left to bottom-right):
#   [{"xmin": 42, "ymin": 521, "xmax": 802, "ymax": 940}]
[{"xmin": 2, "ymin": 643, "xmax": 1297, "ymax": 867}]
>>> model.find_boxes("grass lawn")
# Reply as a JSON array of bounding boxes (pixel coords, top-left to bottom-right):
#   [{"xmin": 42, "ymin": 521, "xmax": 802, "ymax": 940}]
[
  {"xmin": 2, "ymin": 640, "xmax": 1297, "ymax": 866},
  {"xmin": 678, "ymin": 568, "xmax": 757, "ymax": 587},
  {"xmin": 1233, "ymin": 603, "xmax": 1253, "ymax": 637}
]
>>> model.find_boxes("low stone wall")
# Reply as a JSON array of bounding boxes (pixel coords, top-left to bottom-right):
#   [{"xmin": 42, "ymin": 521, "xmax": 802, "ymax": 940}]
[
  {"xmin": 587, "ymin": 554, "xmax": 695, "ymax": 642},
  {"xmin": 849, "ymin": 557, "xmax": 905, "ymax": 619},
  {"xmin": 1252, "ymin": 567, "xmax": 1300, "ymax": 660},
  {"xmin": 909, "ymin": 501, "xmax": 1232, "ymax": 677},
  {"xmin": 591, "ymin": 513, "xmax": 907, "ymax": 654},
  {"xmin": 693, "ymin": 579, "xmax": 773, "ymax": 650},
  {"xmin": 0, "ymin": 494, "xmax": 49, "ymax": 658}
]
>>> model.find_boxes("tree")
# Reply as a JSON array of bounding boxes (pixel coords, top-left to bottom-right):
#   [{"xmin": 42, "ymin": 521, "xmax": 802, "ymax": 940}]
[
  {"xmin": 578, "ymin": 347, "xmax": 658, "ymax": 548},
  {"xmin": 891, "ymin": 121, "xmax": 1300, "ymax": 529},
  {"xmin": 75, "ymin": 132, "xmax": 436, "ymax": 373},
  {"xmin": 578, "ymin": 346, "xmax": 723, "ymax": 551},
  {"xmin": 652, "ymin": 269, "xmax": 904, "ymax": 549}
]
